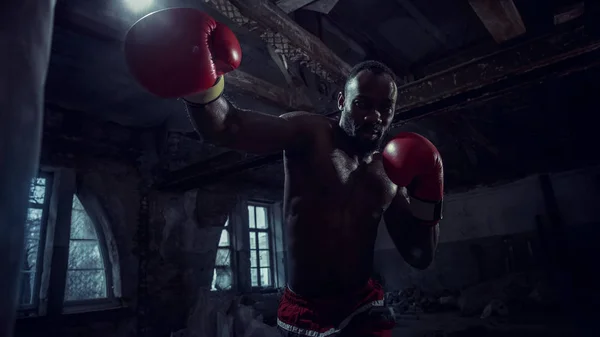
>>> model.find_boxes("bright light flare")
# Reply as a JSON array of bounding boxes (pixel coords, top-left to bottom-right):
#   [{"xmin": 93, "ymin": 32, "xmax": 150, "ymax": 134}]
[{"xmin": 125, "ymin": 0, "xmax": 154, "ymax": 13}]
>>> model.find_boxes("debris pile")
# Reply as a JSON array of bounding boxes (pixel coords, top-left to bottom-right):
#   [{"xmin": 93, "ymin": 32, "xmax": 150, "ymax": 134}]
[
  {"xmin": 385, "ymin": 287, "xmax": 460, "ymax": 316},
  {"xmin": 385, "ymin": 272, "xmax": 561, "ymax": 320}
]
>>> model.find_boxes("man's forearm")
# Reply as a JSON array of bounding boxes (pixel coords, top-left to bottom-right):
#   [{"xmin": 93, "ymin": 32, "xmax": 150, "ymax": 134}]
[
  {"xmin": 384, "ymin": 192, "xmax": 439, "ymax": 269},
  {"xmin": 184, "ymin": 96, "xmax": 241, "ymax": 147}
]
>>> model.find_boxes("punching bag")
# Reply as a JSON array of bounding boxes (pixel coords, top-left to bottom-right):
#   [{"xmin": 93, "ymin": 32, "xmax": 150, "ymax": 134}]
[{"xmin": 0, "ymin": 1, "xmax": 56, "ymax": 336}]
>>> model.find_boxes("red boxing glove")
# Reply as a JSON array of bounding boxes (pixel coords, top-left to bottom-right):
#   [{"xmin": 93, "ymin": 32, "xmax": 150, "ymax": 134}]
[
  {"xmin": 382, "ymin": 132, "xmax": 444, "ymax": 223},
  {"xmin": 124, "ymin": 8, "xmax": 242, "ymax": 99}
]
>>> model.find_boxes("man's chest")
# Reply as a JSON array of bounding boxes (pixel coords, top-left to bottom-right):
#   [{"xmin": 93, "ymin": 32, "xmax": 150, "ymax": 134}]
[{"xmin": 315, "ymin": 148, "xmax": 397, "ymax": 208}]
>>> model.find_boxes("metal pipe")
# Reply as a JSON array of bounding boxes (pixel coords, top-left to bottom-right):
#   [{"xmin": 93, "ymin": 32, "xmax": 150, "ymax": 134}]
[{"xmin": 0, "ymin": 1, "xmax": 56, "ymax": 336}]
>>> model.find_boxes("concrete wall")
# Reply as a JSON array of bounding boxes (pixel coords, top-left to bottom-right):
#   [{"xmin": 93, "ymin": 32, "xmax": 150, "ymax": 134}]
[{"xmin": 374, "ymin": 165, "xmax": 600, "ymax": 292}]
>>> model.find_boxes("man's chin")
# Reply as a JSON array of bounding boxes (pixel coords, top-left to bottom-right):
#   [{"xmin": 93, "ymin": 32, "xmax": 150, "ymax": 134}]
[{"xmin": 355, "ymin": 137, "xmax": 382, "ymax": 153}]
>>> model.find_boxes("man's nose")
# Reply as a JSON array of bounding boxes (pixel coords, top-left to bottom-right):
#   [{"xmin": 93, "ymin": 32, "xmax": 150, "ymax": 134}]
[{"xmin": 364, "ymin": 110, "xmax": 382, "ymax": 123}]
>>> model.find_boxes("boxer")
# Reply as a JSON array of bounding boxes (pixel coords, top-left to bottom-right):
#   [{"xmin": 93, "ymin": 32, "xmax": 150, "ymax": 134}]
[{"xmin": 125, "ymin": 8, "xmax": 443, "ymax": 337}]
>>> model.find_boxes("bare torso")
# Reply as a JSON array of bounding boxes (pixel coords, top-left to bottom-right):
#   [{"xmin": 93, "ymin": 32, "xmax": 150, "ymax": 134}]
[{"xmin": 283, "ymin": 121, "xmax": 397, "ymax": 297}]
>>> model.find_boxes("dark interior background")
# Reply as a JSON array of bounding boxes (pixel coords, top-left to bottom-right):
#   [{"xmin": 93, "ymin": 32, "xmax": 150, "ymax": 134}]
[{"xmin": 11, "ymin": 0, "xmax": 600, "ymax": 336}]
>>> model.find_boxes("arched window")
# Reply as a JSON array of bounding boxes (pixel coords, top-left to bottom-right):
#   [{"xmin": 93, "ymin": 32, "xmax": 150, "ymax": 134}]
[{"xmin": 65, "ymin": 195, "xmax": 110, "ymax": 301}]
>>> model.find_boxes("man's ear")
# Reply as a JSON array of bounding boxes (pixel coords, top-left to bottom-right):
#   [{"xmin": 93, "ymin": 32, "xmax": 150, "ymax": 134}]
[{"xmin": 337, "ymin": 91, "xmax": 344, "ymax": 111}]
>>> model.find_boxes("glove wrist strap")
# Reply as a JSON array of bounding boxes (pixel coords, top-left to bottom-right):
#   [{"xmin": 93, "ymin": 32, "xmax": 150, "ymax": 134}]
[
  {"xmin": 409, "ymin": 195, "xmax": 443, "ymax": 223},
  {"xmin": 183, "ymin": 76, "xmax": 225, "ymax": 105}
]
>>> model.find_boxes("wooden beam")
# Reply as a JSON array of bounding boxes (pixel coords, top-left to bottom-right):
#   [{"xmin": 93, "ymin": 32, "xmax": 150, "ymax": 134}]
[
  {"xmin": 303, "ymin": 0, "xmax": 340, "ymax": 14},
  {"xmin": 392, "ymin": 0, "xmax": 449, "ymax": 47},
  {"xmin": 393, "ymin": 26, "xmax": 600, "ymax": 122},
  {"xmin": 554, "ymin": 2, "xmax": 584, "ymax": 26},
  {"xmin": 469, "ymin": 0, "xmax": 526, "ymax": 43},
  {"xmin": 228, "ymin": 0, "xmax": 351, "ymax": 82},
  {"xmin": 228, "ymin": 70, "xmax": 313, "ymax": 111},
  {"xmin": 276, "ymin": 0, "xmax": 314, "ymax": 13},
  {"xmin": 326, "ymin": 5, "xmax": 411, "ymax": 77}
]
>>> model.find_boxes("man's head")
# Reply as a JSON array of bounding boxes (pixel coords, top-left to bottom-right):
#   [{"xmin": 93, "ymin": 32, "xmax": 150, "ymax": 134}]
[{"xmin": 338, "ymin": 61, "xmax": 398, "ymax": 153}]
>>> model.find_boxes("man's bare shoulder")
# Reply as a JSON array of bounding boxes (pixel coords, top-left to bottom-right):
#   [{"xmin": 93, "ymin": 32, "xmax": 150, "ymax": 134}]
[
  {"xmin": 279, "ymin": 111, "xmax": 335, "ymax": 151},
  {"xmin": 280, "ymin": 111, "xmax": 333, "ymax": 122},
  {"xmin": 280, "ymin": 111, "xmax": 334, "ymax": 132}
]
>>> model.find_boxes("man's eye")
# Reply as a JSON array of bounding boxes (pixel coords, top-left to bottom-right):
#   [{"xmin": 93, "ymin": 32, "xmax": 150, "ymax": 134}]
[
  {"xmin": 380, "ymin": 106, "xmax": 393, "ymax": 114},
  {"xmin": 354, "ymin": 101, "xmax": 367, "ymax": 109}
]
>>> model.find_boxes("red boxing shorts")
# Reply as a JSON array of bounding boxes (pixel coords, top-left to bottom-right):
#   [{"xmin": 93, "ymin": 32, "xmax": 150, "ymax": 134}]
[{"xmin": 277, "ymin": 279, "xmax": 395, "ymax": 337}]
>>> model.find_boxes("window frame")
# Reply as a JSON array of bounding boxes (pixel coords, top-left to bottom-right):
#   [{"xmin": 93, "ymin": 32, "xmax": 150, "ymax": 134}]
[
  {"xmin": 19, "ymin": 172, "xmax": 54, "ymax": 313},
  {"xmin": 247, "ymin": 201, "xmax": 276, "ymax": 290},
  {"xmin": 18, "ymin": 169, "xmax": 121, "ymax": 317}
]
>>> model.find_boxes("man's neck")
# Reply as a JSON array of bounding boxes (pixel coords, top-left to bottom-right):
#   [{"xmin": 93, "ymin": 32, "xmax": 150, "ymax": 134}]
[{"xmin": 334, "ymin": 125, "xmax": 377, "ymax": 161}]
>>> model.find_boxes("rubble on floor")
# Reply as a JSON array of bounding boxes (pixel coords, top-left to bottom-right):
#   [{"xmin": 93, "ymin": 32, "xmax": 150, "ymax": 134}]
[{"xmin": 385, "ymin": 271, "xmax": 561, "ymax": 320}]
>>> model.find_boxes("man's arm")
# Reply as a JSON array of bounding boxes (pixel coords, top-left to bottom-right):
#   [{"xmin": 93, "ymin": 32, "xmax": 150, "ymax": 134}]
[
  {"xmin": 383, "ymin": 187, "xmax": 439, "ymax": 270},
  {"xmin": 185, "ymin": 96, "xmax": 321, "ymax": 154}
]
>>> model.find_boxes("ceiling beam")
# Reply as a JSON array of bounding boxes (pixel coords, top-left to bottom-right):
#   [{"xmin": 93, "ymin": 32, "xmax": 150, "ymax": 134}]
[
  {"xmin": 392, "ymin": 0, "xmax": 449, "ymax": 48},
  {"xmin": 303, "ymin": 0, "xmax": 340, "ymax": 14},
  {"xmin": 326, "ymin": 5, "xmax": 411, "ymax": 78},
  {"xmin": 393, "ymin": 26, "xmax": 600, "ymax": 122},
  {"xmin": 554, "ymin": 2, "xmax": 584, "ymax": 26},
  {"xmin": 469, "ymin": 0, "xmax": 526, "ymax": 43},
  {"xmin": 156, "ymin": 25, "xmax": 600, "ymax": 191},
  {"xmin": 276, "ymin": 0, "xmax": 314, "ymax": 13},
  {"xmin": 227, "ymin": 0, "xmax": 351, "ymax": 82},
  {"xmin": 227, "ymin": 70, "xmax": 313, "ymax": 110}
]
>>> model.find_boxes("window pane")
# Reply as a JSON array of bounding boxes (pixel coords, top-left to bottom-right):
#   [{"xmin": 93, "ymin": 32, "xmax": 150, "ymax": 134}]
[
  {"xmin": 250, "ymin": 250, "xmax": 257, "ymax": 267},
  {"xmin": 68, "ymin": 241, "xmax": 104, "ymax": 269},
  {"xmin": 211, "ymin": 268, "xmax": 233, "ymax": 291},
  {"xmin": 29, "ymin": 178, "xmax": 46, "ymax": 204},
  {"xmin": 65, "ymin": 196, "xmax": 109, "ymax": 302},
  {"xmin": 71, "ymin": 195, "xmax": 85, "ymax": 211},
  {"xmin": 256, "ymin": 207, "xmax": 268, "ymax": 229},
  {"xmin": 25, "ymin": 208, "xmax": 43, "ymax": 239},
  {"xmin": 213, "ymin": 268, "xmax": 233, "ymax": 291},
  {"xmin": 24, "ymin": 239, "xmax": 39, "ymax": 271},
  {"xmin": 251, "ymin": 268, "xmax": 258, "ymax": 287},
  {"xmin": 248, "ymin": 206, "xmax": 255, "ymax": 228},
  {"xmin": 258, "ymin": 232, "xmax": 269, "ymax": 249},
  {"xmin": 218, "ymin": 229, "xmax": 230, "ymax": 247},
  {"xmin": 249, "ymin": 232, "xmax": 256, "ymax": 249},
  {"xmin": 216, "ymin": 248, "xmax": 231, "ymax": 267},
  {"xmin": 19, "ymin": 272, "xmax": 35, "ymax": 305},
  {"xmin": 70, "ymin": 197, "xmax": 98, "ymax": 240},
  {"xmin": 64, "ymin": 270, "xmax": 107, "ymax": 301},
  {"xmin": 260, "ymin": 267, "xmax": 271, "ymax": 287},
  {"xmin": 259, "ymin": 250, "xmax": 270, "ymax": 267}
]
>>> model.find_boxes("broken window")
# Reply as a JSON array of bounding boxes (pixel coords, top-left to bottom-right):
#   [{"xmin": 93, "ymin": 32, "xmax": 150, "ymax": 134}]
[
  {"xmin": 248, "ymin": 204, "xmax": 273, "ymax": 288},
  {"xmin": 19, "ymin": 176, "xmax": 51, "ymax": 307},
  {"xmin": 211, "ymin": 218, "xmax": 233, "ymax": 291}
]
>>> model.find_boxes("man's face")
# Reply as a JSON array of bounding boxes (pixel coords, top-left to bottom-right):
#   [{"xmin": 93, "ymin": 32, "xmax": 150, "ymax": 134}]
[{"xmin": 338, "ymin": 70, "xmax": 397, "ymax": 153}]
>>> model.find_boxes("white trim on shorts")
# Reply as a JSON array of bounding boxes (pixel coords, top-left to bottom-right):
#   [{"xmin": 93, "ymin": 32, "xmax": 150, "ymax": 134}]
[{"xmin": 277, "ymin": 299, "xmax": 385, "ymax": 337}]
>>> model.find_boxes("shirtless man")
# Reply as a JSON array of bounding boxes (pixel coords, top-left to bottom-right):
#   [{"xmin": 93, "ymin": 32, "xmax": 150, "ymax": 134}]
[{"xmin": 124, "ymin": 8, "xmax": 443, "ymax": 337}]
